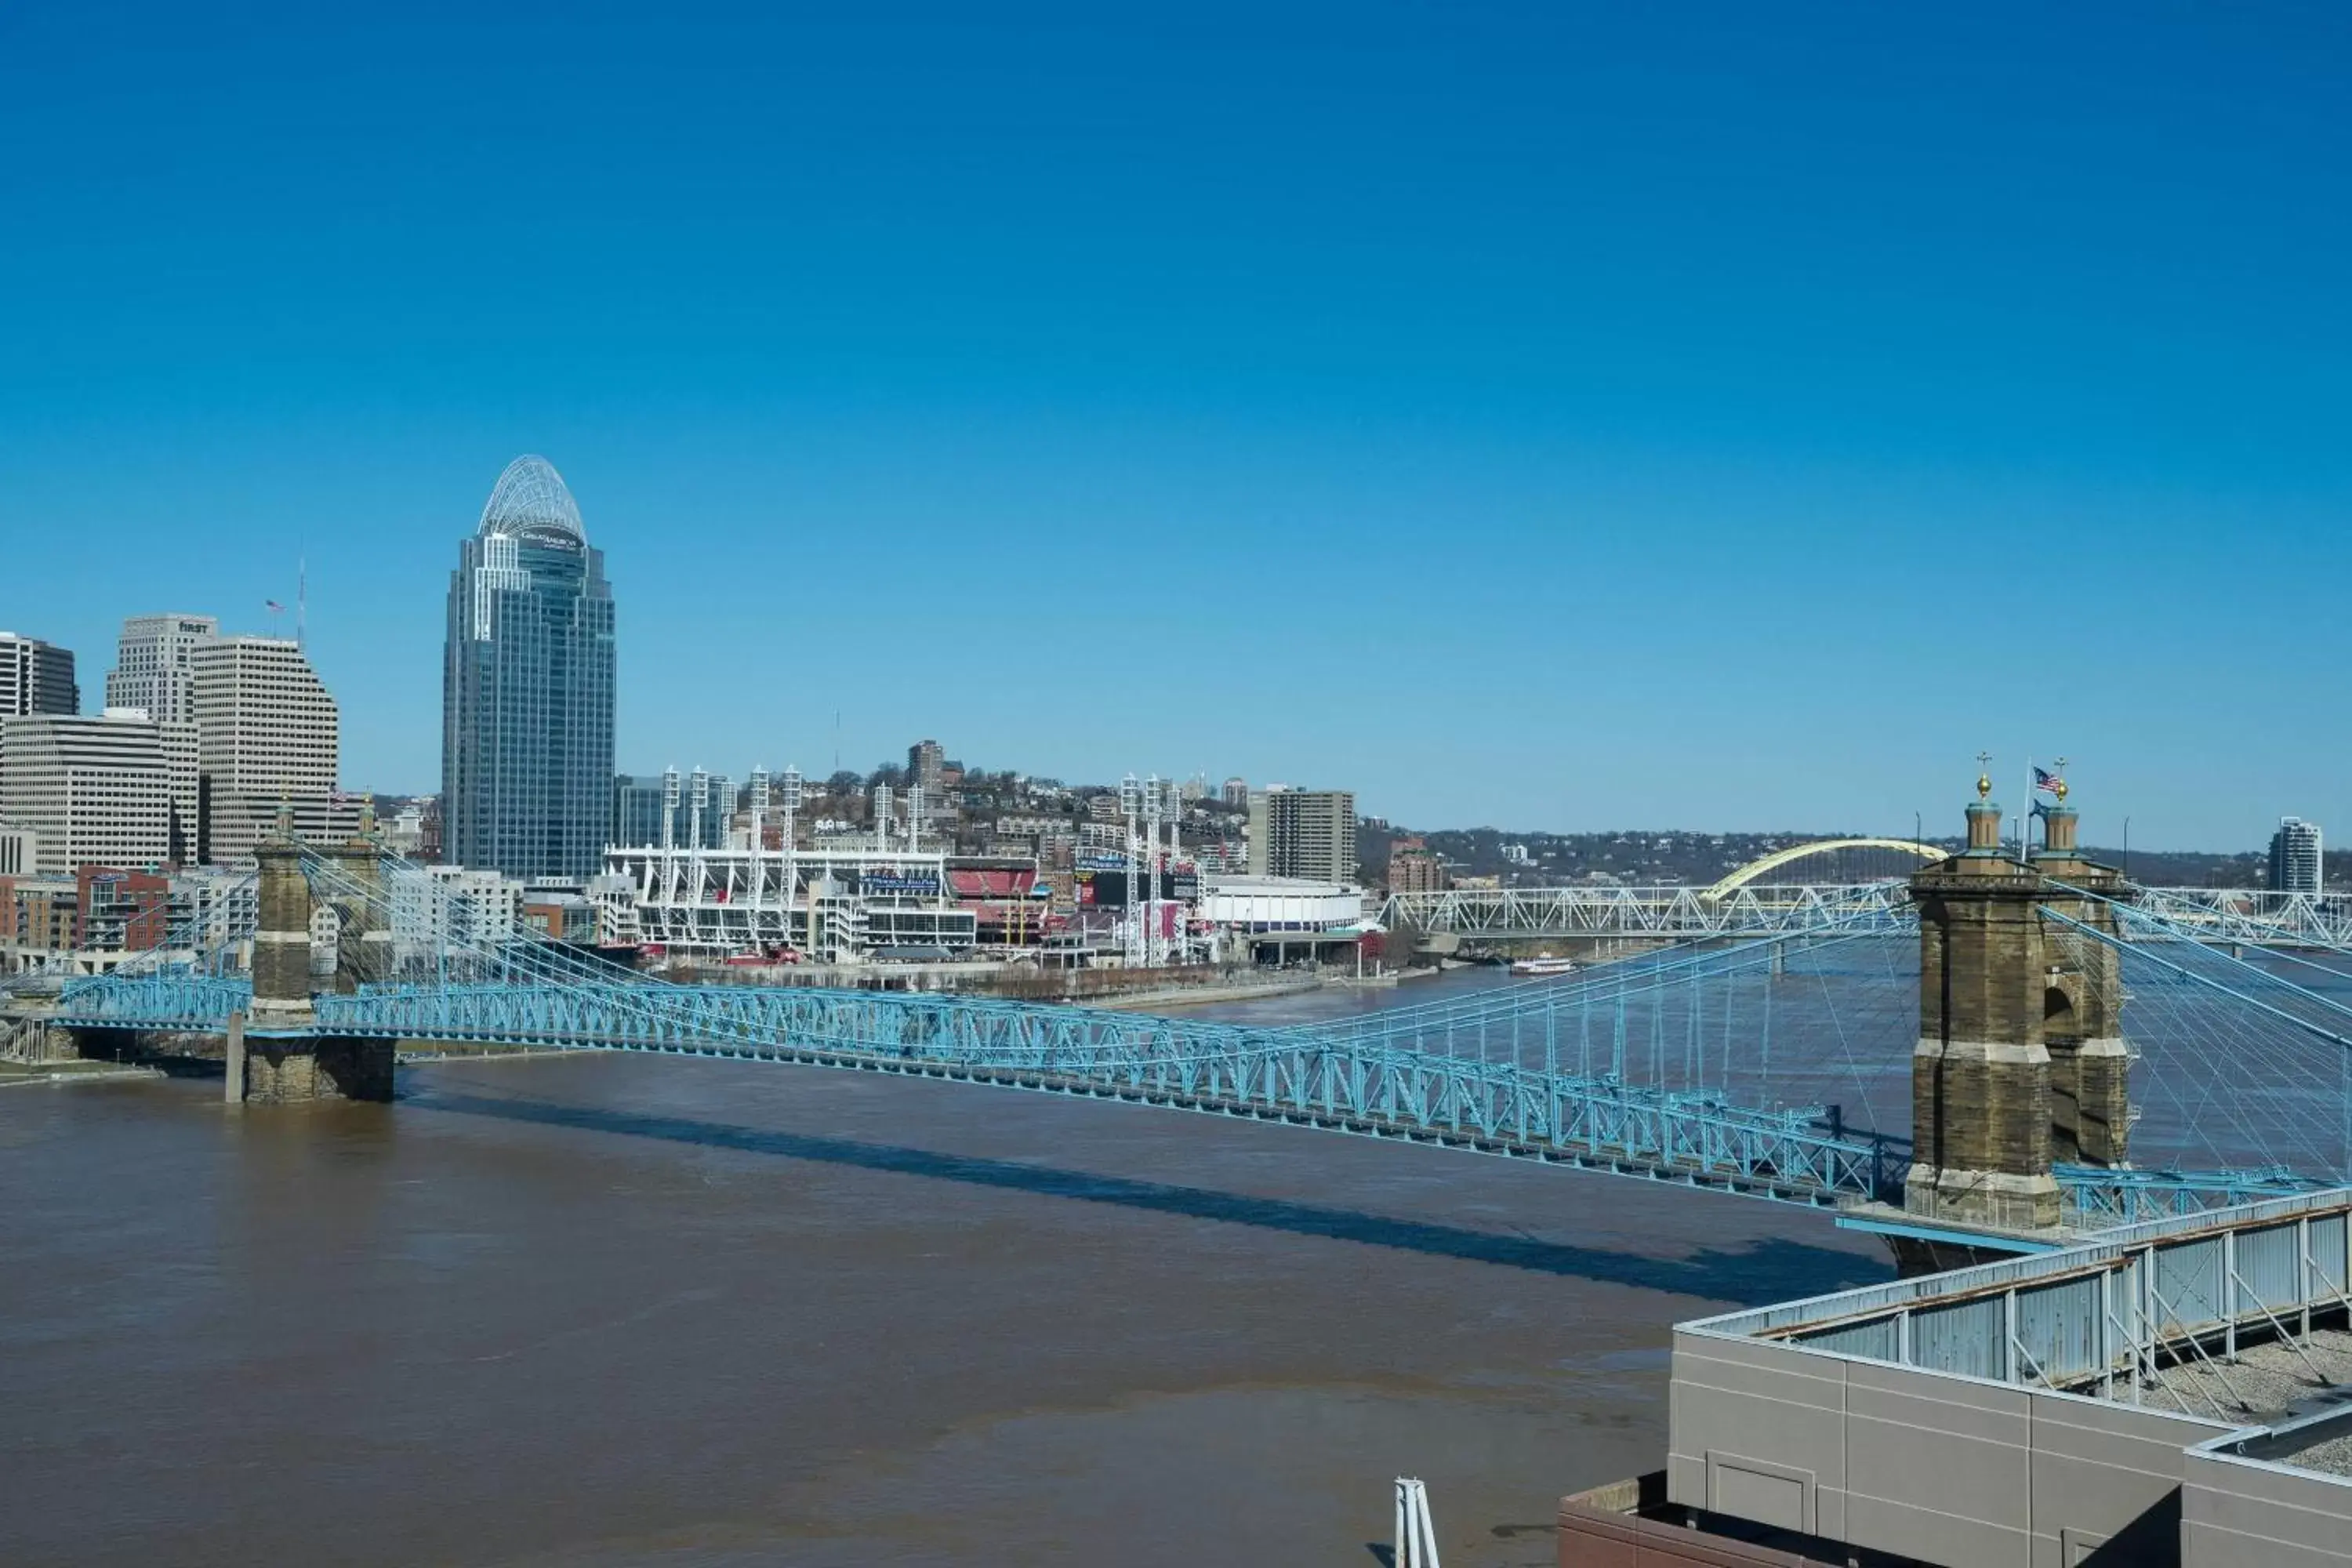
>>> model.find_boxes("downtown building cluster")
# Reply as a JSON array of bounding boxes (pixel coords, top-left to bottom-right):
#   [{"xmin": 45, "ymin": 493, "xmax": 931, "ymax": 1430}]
[
  {"xmin": 1, "ymin": 455, "xmax": 1387, "ymax": 978},
  {"xmin": 427, "ymin": 456, "xmax": 1381, "ymax": 972},
  {"xmin": 0, "ymin": 621, "xmax": 346, "ymax": 974}
]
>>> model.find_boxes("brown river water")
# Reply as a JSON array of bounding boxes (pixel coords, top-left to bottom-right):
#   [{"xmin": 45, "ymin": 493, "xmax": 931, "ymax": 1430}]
[{"xmin": 1, "ymin": 975, "xmax": 1890, "ymax": 1567}]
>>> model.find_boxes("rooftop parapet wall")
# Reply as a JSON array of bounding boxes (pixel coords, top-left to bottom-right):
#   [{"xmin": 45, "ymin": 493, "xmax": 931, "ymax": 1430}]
[{"xmin": 1671, "ymin": 1192, "xmax": 2352, "ymax": 1568}]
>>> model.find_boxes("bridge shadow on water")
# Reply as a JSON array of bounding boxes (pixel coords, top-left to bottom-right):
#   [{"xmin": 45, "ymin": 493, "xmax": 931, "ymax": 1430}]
[{"xmin": 415, "ymin": 1090, "xmax": 1887, "ymax": 1308}]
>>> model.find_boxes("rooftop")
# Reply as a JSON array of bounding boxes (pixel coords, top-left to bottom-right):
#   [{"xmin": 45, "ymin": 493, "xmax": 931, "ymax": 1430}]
[{"xmin": 477, "ymin": 455, "xmax": 584, "ymax": 547}]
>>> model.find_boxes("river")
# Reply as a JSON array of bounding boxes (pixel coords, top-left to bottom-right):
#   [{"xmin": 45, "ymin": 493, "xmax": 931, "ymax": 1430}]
[{"xmin": 1, "ymin": 969, "xmax": 1892, "ymax": 1566}]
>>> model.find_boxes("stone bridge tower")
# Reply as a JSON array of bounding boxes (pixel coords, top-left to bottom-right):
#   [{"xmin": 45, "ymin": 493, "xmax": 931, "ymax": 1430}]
[
  {"xmin": 326, "ymin": 804, "xmax": 393, "ymax": 993},
  {"xmin": 230, "ymin": 811, "xmax": 394, "ymax": 1104},
  {"xmin": 1904, "ymin": 769, "xmax": 2130, "ymax": 1236}
]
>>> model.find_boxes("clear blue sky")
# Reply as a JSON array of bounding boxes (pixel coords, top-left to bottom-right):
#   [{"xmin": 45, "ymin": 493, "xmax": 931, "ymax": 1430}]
[{"xmin": 2, "ymin": 2, "xmax": 2344, "ymax": 848}]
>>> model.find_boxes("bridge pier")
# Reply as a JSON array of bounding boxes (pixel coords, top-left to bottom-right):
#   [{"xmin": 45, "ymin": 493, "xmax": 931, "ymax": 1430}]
[{"xmin": 241, "ymin": 1034, "xmax": 394, "ymax": 1104}]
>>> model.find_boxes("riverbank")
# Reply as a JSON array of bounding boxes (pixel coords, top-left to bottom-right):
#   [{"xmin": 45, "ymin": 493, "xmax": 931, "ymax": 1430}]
[
  {"xmin": 1087, "ymin": 975, "xmax": 1328, "ymax": 1011},
  {"xmin": 0, "ymin": 1059, "xmax": 164, "ymax": 1088}
]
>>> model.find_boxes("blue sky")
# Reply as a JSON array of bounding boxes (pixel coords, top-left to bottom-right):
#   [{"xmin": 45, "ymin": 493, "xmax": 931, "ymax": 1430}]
[{"xmin": 2, "ymin": 2, "xmax": 2345, "ymax": 848}]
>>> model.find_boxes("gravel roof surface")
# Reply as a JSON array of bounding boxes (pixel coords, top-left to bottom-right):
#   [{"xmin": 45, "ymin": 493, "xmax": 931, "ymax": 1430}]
[
  {"xmin": 2100, "ymin": 1328, "xmax": 2352, "ymax": 1425},
  {"xmin": 2097, "ymin": 1327, "xmax": 2352, "ymax": 1475}
]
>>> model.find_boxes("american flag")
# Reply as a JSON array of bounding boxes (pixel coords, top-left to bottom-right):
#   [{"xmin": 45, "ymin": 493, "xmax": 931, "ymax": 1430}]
[
  {"xmin": 2034, "ymin": 767, "xmax": 2062, "ymax": 793},
  {"xmin": 265, "ymin": 599, "xmax": 285, "ymax": 612}
]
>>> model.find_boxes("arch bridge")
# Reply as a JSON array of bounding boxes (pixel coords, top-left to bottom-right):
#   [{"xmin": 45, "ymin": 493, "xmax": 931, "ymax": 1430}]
[{"xmin": 1703, "ymin": 838, "xmax": 1949, "ymax": 900}]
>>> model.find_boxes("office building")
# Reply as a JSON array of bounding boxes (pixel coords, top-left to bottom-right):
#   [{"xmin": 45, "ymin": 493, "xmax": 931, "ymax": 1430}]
[
  {"xmin": 190, "ymin": 635, "xmax": 342, "ymax": 862},
  {"xmin": 0, "ymin": 710, "xmax": 172, "ymax": 876},
  {"xmin": 0, "ymin": 821, "xmax": 33, "ymax": 876},
  {"xmin": 1246, "ymin": 786, "xmax": 1357, "ymax": 884},
  {"xmin": 698, "ymin": 771, "xmax": 735, "ymax": 848},
  {"xmin": 158, "ymin": 717, "xmax": 198, "ymax": 865},
  {"xmin": 0, "ymin": 632, "xmax": 78, "ymax": 720},
  {"xmin": 612, "ymin": 773, "xmax": 666, "ymax": 850},
  {"xmin": 2269, "ymin": 816, "xmax": 2324, "ymax": 895},
  {"xmin": 443, "ymin": 456, "xmax": 616, "ymax": 880},
  {"xmin": 103, "ymin": 614, "xmax": 219, "ymax": 725}
]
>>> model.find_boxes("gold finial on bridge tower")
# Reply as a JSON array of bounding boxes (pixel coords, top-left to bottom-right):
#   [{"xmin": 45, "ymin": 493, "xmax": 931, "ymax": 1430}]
[
  {"xmin": 1964, "ymin": 753, "xmax": 2002, "ymax": 855},
  {"xmin": 2052, "ymin": 757, "xmax": 2069, "ymax": 804}
]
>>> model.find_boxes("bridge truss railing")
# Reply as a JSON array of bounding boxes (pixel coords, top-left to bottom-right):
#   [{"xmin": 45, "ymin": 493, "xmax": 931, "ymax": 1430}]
[
  {"xmin": 2127, "ymin": 887, "xmax": 2352, "ymax": 949},
  {"xmin": 314, "ymin": 974, "xmax": 1904, "ymax": 1206},
  {"xmin": 1386, "ymin": 879, "xmax": 2352, "ymax": 950},
  {"xmin": 1379, "ymin": 882, "xmax": 1915, "ymax": 939}
]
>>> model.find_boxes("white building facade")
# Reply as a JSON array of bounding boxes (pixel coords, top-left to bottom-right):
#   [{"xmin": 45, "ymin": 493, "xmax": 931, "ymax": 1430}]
[
  {"xmin": 104, "ymin": 614, "xmax": 220, "ymax": 726},
  {"xmin": 190, "ymin": 636, "xmax": 344, "ymax": 862},
  {"xmin": 0, "ymin": 710, "xmax": 172, "ymax": 876}
]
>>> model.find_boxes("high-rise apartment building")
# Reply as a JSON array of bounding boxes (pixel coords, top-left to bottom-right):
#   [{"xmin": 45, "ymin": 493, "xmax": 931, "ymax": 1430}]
[
  {"xmin": 443, "ymin": 456, "xmax": 615, "ymax": 880},
  {"xmin": 190, "ymin": 636, "xmax": 342, "ymax": 863},
  {"xmin": 1246, "ymin": 786, "xmax": 1358, "ymax": 884},
  {"xmin": 0, "ymin": 632, "xmax": 78, "ymax": 719},
  {"xmin": 2269, "ymin": 817, "xmax": 2324, "ymax": 895},
  {"xmin": 104, "ymin": 614, "xmax": 220, "ymax": 725},
  {"xmin": 908, "ymin": 739, "xmax": 946, "ymax": 809},
  {"xmin": 0, "ymin": 710, "xmax": 172, "ymax": 876}
]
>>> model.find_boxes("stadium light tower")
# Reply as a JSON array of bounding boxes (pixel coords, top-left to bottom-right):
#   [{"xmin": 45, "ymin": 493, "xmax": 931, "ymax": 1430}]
[
  {"xmin": 779, "ymin": 766, "xmax": 803, "ymax": 952},
  {"xmin": 749, "ymin": 768, "xmax": 770, "ymax": 923},
  {"xmin": 1143, "ymin": 775, "xmax": 1165, "ymax": 967},
  {"xmin": 1120, "ymin": 773, "xmax": 1145, "ymax": 967}
]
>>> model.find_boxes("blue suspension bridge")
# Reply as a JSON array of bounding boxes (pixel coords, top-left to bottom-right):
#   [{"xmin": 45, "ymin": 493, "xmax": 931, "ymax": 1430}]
[{"xmin": 33, "ymin": 836, "xmax": 2352, "ymax": 1236}]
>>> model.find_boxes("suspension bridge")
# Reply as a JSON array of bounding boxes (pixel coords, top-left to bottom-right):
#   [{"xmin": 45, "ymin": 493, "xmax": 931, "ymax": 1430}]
[{"xmin": 24, "ymin": 802, "xmax": 2352, "ymax": 1249}]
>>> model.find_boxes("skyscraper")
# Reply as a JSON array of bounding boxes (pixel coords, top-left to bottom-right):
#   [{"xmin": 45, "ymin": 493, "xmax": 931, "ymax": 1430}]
[
  {"xmin": 443, "ymin": 456, "xmax": 615, "ymax": 880},
  {"xmin": 105, "ymin": 614, "xmax": 220, "ymax": 725},
  {"xmin": 2269, "ymin": 817, "xmax": 2324, "ymax": 895},
  {"xmin": 190, "ymin": 636, "xmax": 341, "ymax": 862},
  {"xmin": 0, "ymin": 632, "xmax": 78, "ymax": 719}
]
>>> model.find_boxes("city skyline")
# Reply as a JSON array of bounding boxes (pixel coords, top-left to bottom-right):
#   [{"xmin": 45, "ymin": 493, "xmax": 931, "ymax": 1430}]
[
  {"xmin": 5, "ymin": 581, "xmax": 2338, "ymax": 855},
  {"xmin": 4, "ymin": 5, "xmax": 2347, "ymax": 847},
  {"xmin": 10, "ymin": 14, "xmax": 2352, "ymax": 1567}
]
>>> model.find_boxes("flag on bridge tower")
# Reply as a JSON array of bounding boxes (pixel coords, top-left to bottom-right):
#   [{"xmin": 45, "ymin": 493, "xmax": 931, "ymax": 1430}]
[{"xmin": 2034, "ymin": 767, "xmax": 2063, "ymax": 794}]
